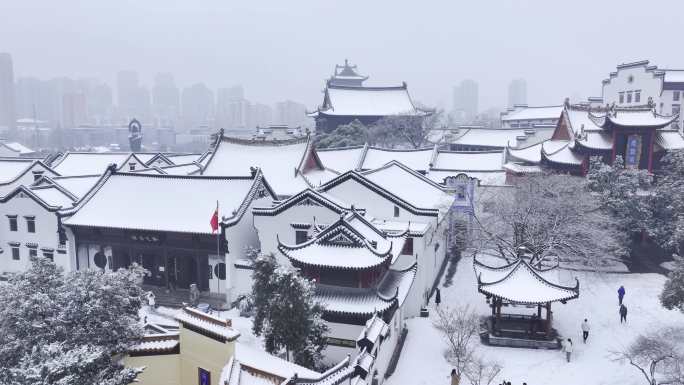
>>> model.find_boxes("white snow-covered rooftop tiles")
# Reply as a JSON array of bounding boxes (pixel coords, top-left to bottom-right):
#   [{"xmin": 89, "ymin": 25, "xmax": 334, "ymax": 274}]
[
  {"xmin": 2, "ymin": 141, "xmax": 35, "ymax": 155},
  {"xmin": 202, "ymin": 139, "xmax": 311, "ymax": 197},
  {"xmin": 362, "ymin": 162, "xmax": 452, "ymax": 212},
  {"xmin": 361, "ymin": 147, "xmax": 433, "ymax": 171},
  {"xmin": 0, "ymin": 159, "xmax": 36, "ymax": 183},
  {"xmin": 507, "ymin": 142, "xmax": 543, "ymax": 163},
  {"xmin": 323, "ymin": 86, "xmax": 420, "ymax": 116},
  {"xmin": 476, "ymin": 259, "xmax": 578, "ymax": 304},
  {"xmin": 425, "ymin": 169, "xmax": 508, "ymax": 186},
  {"xmin": 608, "ymin": 109, "xmax": 678, "ymax": 128},
  {"xmin": 316, "ymin": 146, "xmax": 365, "ymax": 173},
  {"xmin": 501, "ymin": 105, "xmax": 563, "ymax": 121},
  {"xmin": 166, "ymin": 153, "xmax": 203, "ymax": 164},
  {"xmin": 50, "ymin": 175, "xmax": 101, "ymax": 199},
  {"xmin": 30, "ymin": 186, "xmax": 75, "ymax": 208},
  {"xmin": 566, "ymin": 107, "xmax": 602, "ymax": 133},
  {"xmin": 51, "ymin": 152, "xmax": 131, "ymax": 176},
  {"xmin": 503, "ymin": 162, "xmax": 542, "ymax": 174},
  {"xmin": 64, "ymin": 173, "xmax": 261, "ymax": 234},
  {"xmin": 542, "ymin": 140, "xmax": 584, "ymax": 165},
  {"xmin": 175, "ymin": 307, "xmax": 240, "ymax": 340},
  {"xmin": 233, "ymin": 342, "xmax": 319, "ymax": 380},
  {"xmin": 451, "ymin": 128, "xmax": 527, "ymax": 148},
  {"xmin": 160, "ymin": 163, "xmax": 202, "ymax": 175},
  {"xmin": 657, "ymin": 131, "xmax": 684, "ymax": 150},
  {"xmin": 281, "ymin": 243, "xmax": 390, "ymax": 270},
  {"xmin": 432, "ymin": 151, "xmax": 503, "ymax": 171},
  {"xmin": 128, "ymin": 335, "xmax": 179, "ymax": 353}
]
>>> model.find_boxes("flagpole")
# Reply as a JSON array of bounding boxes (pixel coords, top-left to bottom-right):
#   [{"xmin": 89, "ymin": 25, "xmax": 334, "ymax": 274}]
[{"xmin": 216, "ymin": 200, "xmax": 220, "ymax": 297}]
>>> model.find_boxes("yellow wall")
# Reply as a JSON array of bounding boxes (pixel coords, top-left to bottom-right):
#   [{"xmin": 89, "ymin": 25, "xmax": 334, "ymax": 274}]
[
  {"xmin": 179, "ymin": 328, "xmax": 235, "ymax": 385},
  {"xmin": 125, "ymin": 354, "xmax": 181, "ymax": 385}
]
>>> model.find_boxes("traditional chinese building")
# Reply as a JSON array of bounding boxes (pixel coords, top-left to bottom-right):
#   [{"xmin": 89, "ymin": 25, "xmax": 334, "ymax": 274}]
[
  {"xmin": 308, "ymin": 61, "xmax": 430, "ymax": 133},
  {"xmin": 504, "ymin": 100, "xmax": 683, "ymax": 177},
  {"xmin": 276, "ymin": 211, "xmax": 418, "ymax": 362}
]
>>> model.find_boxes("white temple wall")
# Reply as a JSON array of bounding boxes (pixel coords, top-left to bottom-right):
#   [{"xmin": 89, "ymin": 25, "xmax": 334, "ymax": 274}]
[
  {"xmin": 253, "ymin": 203, "xmax": 342, "ymax": 265},
  {"xmin": 0, "ymin": 194, "xmax": 65, "ymax": 273},
  {"xmin": 224, "ymin": 194, "xmax": 272, "ymax": 302},
  {"xmin": 603, "ymin": 66, "xmax": 662, "ymax": 108}
]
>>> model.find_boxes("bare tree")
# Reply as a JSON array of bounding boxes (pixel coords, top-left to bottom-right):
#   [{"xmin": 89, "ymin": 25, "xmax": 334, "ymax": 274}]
[
  {"xmin": 464, "ymin": 358, "xmax": 502, "ymax": 385},
  {"xmin": 433, "ymin": 305, "xmax": 480, "ymax": 376},
  {"xmin": 469, "ymin": 172, "xmax": 623, "ymax": 267},
  {"xmin": 611, "ymin": 327, "xmax": 684, "ymax": 385}
]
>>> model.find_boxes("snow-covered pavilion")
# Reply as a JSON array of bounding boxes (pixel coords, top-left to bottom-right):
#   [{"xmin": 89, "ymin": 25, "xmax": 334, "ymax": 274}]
[{"xmin": 474, "ymin": 256, "xmax": 579, "ymax": 349}]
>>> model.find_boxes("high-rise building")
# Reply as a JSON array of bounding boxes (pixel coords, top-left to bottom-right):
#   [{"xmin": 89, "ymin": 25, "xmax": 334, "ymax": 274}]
[
  {"xmin": 452, "ymin": 79, "xmax": 478, "ymax": 123},
  {"xmin": 216, "ymin": 86, "xmax": 249, "ymax": 129},
  {"xmin": 152, "ymin": 73, "xmax": 180, "ymax": 127},
  {"xmin": 62, "ymin": 92, "xmax": 87, "ymax": 128},
  {"xmin": 0, "ymin": 53, "xmax": 17, "ymax": 132},
  {"xmin": 116, "ymin": 70, "xmax": 150, "ymax": 123},
  {"xmin": 508, "ymin": 78, "xmax": 527, "ymax": 107},
  {"xmin": 249, "ymin": 103, "xmax": 273, "ymax": 128},
  {"xmin": 275, "ymin": 100, "xmax": 307, "ymax": 127},
  {"xmin": 181, "ymin": 83, "xmax": 214, "ymax": 129}
]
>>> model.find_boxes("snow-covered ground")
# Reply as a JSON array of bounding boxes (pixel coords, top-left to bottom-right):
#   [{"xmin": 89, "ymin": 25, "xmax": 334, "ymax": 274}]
[{"xmin": 387, "ymin": 254, "xmax": 684, "ymax": 385}]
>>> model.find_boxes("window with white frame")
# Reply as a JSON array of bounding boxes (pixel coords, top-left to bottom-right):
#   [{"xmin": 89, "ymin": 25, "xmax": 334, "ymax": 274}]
[
  {"xmin": 25, "ymin": 216, "xmax": 35, "ymax": 233},
  {"xmin": 674, "ymin": 91, "xmax": 680, "ymax": 101},
  {"xmin": 8, "ymin": 215, "xmax": 17, "ymax": 232},
  {"xmin": 635, "ymin": 90, "xmax": 641, "ymax": 103},
  {"xmin": 10, "ymin": 243, "xmax": 20, "ymax": 260},
  {"xmin": 619, "ymin": 92, "xmax": 625, "ymax": 104},
  {"xmin": 627, "ymin": 91, "xmax": 633, "ymax": 103}
]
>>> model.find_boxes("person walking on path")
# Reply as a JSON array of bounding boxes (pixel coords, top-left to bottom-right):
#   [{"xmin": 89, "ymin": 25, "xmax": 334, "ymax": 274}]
[
  {"xmin": 449, "ymin": 369, "xmax": 459, "ymax": 385},
  {"xmin": 435, "ymin": 288, "xmax": 442, "ymax": 308},
  {"xmin": 563, "ymin": 338, "xmax": 574, "ymax": 362},
  {"xmin": 618, "ymin": 285, "xmax": 626, "ymax": 305},
  {"xmin": 146, "ymin": 291, "xmax": 156, "ymax": 310},
  {"xmin": 620, "ymin": 304, "xmax": 628, "ymax": 323},
  {"xmin": 581, "ymin": 319, "xmax": 590, "ymax": 343}
]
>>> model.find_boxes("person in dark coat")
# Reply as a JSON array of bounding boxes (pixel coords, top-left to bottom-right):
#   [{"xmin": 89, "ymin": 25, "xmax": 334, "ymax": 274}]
[
  {"xmin": 435, "ymin": 288, "xmax": 442, "ymax": 307},
  {"xmin": 620, "ymin": 304, "xmax": 628, "ymax": 323},
  {"xmin": 618, "ymin": 285, "xmax": 626, "ymax": 305}
]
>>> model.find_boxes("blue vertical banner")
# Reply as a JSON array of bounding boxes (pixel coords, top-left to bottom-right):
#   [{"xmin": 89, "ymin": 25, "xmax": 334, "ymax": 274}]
[
  {"xmin": 625, "ymin": 134, "xmax": 642, "ymax": 169},
  {"xmin": 198, "ymin": 368, "xmax": 210, "ymax": 385}
]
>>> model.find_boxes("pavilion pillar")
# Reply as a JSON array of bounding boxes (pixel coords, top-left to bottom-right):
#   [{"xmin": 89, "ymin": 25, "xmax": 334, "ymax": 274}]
[
  {"xmin": 647, "ymin": 130, "xmax": 655, "ymax": 173},
  {"xmin": 196, "ymin": 254, "xmax": 202, "ymax": 292},
  {"xmin": 163, "ymin": 248, "xmax": 169, "ymax": 291},
  {"xmin": 537, "ymin": 304, "xmax": 542, "ymax": 318},
  {"xmin": 496, "ymin": 299, "xmax": 502, "ymax": 328},
  {"xmin": 611, "ymin": 130, "xmax": 617, "ymax": 164},
  {"xmin": 545, "ymin": 302, "xmax": 552, "ymax": 338}
]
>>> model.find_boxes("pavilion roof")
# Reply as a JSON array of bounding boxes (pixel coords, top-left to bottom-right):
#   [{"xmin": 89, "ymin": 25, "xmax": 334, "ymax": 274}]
[
  {"xmin": 315, "ymin": 262, "xmax": 417, "ymax": 316},
  {"xmin": 475, "ymin": 258, "xmax": 579, "ymax": 305},
  {"xmin": 316, "ymin": 84, "xmax": 426, "ymax": 117},
  {"xmin": 277, "ymin": 214, "xmax": 396, "ymax": 270}
]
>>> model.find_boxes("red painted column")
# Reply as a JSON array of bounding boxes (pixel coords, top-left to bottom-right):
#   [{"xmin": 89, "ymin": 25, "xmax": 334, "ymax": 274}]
[
  {"xmin": 611, "ymin": 129, "xmax": 617, "ymax": 164},
  {"xmin": 648, "ymin": 130, "xmax": 655, "ymax": 172}
]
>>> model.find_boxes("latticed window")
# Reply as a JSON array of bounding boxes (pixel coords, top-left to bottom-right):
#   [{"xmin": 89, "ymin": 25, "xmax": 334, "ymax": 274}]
[
  {"xmin": 25, "ymin": 217, "xmax": 35, "ymax": 233},
  {"xmin": 295, "ymin": 230, "xmax": 308, "ymax": 244},
  {"xmin": 8, "ymin": 216, "xmax": 17, "ymax": 232},
  {"xmin": 401, "ymin": 238, "xmax": 414, "ymax": 255}
]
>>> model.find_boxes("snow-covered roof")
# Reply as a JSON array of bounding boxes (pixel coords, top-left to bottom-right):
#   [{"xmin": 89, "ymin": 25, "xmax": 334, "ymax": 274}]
[
  {"xmin": 48, "ymin": 175, "xmax": 101, "ymax": 199},
  {"xmin": 318, "ymin": 84, "xmax": 423, "ymax": 117},
  {"xmin": 1, "ymin": 141, "xmax": 35, "ymax": 155},
  {"xmin": 475, "ymin": 258, "xmax": 579, "ymax": 304},
  {"xmin": 361, "ymin": 146, "xmax": 434, "ymax": 171},
  {"xmin": 253, "ymin": 188, "xmax": 352, "ymax": 217},
  {"xmin": 432, "ymin": 150, "xmax": 504, "ymax": 171},
  {"xmin": 425, "ymin": 169, "xmax": 508, "ymax": 187},
  {"xmin": 502, "ymin": 162, "xmax": 542, "ymax": 174},
  {"xmin": 656, "ymin": 130, "xmax": 684, "ymax": 150},
  {"xmin": 507, "ymin": 142, "xmax": 543, "ymax": 163},
  {"xmin": 128, "ymin": 334, "xmax": 180, "ymax": 354},
  {"xmin": 202, "ymin": 135, "xmax": 322, "ymax": 197},
  {"xmin": 0, "ymin": 158, "xmax": 42, "ymax": 183},
  {"xmin": 604, "ymin": 108, "xmax": 678, "ymax": 129},
  {"xmin": 315, "ymin": 263, "xmax": 417, "ymax": 316},
  {"xmin": 542, "ymin": 140, "xmax": 584, "ymax": 166},
  {"xmin": 361, "ymin": 161, "xmax": 453, "ymax": 214},
  {"xmin": 316, "ymin": 146, "xmax": 366, "ymax": 173},
  {"xmin": 278, "ymin": 216, "xmax": 393, "ymax": 270},
  {"xmin": 357, "ymin": 313, "xmax": 389, "ymax": 345},
  {"xmin": 30, "ymin": 185, "xmax": 76, "ymax": 208},
  {"xmin": 50, "ymin": 152, "xmax": 144, "ymax": 176},
  {"xmin": 222, "ymin": 343, "xmax": 353, "ymax": 385},
  {"xmin": 501, "ymin": 105, "xmax": 563, "ymax": 122},
  {"xmin": 165, "ymin": 153, "xmax": 203, "ymax": 164},
  {"xmin": 160, "ymin": 162, "xmax": 203, "ymax": 175},
  {"xmin": 174, "ymin": 307, "xmax": 240, "ymax": 341},
  {"xmin": 63, "ymin": 170, "xmax": 274, "ymax": 234},
  {"xmin": 370, "ymin": 218, "xmax": 430, "ymax": 237}
]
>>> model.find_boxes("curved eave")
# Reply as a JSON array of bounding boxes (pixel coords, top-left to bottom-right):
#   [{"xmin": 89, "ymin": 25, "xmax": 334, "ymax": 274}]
[
  {"xmin": 605, "ymin": 113, "xmax": 679, "ymax": 130},
  {"xmin": 541, "ymin": 146, "xmax": 585, "ymax": 166},
  {"xmin": 278, "ymin": 244, "xmax": 391, "ymax": 271}
]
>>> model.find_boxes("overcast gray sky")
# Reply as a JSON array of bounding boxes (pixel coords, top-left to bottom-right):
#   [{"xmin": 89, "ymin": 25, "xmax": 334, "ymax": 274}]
[{"xmin": 1, "ymin": 0, "xmax": 682, "ymax": 110}]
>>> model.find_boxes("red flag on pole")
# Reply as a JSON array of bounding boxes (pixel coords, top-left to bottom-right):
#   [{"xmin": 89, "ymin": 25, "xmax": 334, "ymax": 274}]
[{"xmin": 210, "ymin": 202, "xmax": 219, "ymax": 233}]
